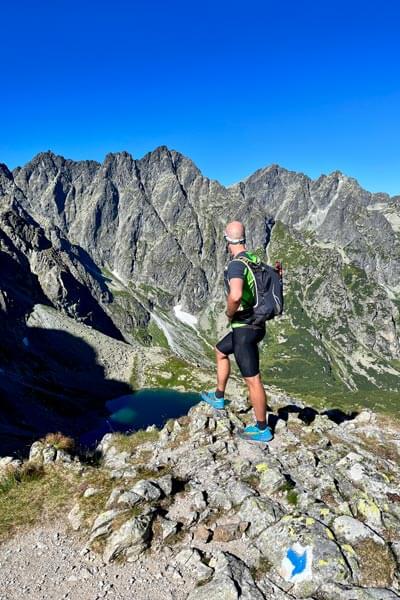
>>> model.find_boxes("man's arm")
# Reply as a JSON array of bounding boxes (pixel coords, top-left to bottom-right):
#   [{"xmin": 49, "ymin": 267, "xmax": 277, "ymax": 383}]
[{"xmin": 226, "ymin": 277, "xmax": 243, "ymax": 319}]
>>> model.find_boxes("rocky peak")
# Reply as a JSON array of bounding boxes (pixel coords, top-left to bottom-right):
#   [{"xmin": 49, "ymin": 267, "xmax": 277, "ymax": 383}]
[
  {"xmin": 0, "ymin": 163, "xmax": 14, "ymax": 196},
  {"xmin": 100, "ymin": 151, "xmax": 136, "ymax": 182}
]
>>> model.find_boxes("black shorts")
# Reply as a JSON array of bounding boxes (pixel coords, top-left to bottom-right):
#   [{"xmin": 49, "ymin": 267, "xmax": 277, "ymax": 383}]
[{"xmin": 216, "ymin": 325, "xmax": 266, "ymax": 378}]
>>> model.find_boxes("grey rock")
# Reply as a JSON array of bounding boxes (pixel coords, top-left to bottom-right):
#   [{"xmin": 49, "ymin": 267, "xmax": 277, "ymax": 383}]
[
  {"xmin": 131, "ymin": 479, "xmax": 162, "ymax": 501},
  {"xmin": 174, "ymin": 547, "xmax": 214, "ymax": 582},
  {"xmin": 55, "ymin": 449, "xmax": 73, "ymax": 463},
  {"xmin": 105, "ymin": 488, "xmax": 124, "ymax": 508},
  {"xmin": 2, "ymin": 147, "xmax": 400, "ymax": 453},
  {"xmin": 225, "ymin": 479, "xmax": 255, "ymax": 506},
  {"xmin": 189, "ymin": 490, "xmax": 207, "ymax": 512},
  {"xmin": 117, "ymin": 490, "xmax": 142, "ymax": 507},
  {"xmin": 42, "ymin": 446, "xmax": 57, "ymax": 464},
  {"xmin": 158, "ymin": 517, "xmax": 178, "ymax": 541},
  {"xmin": 89, "ymin": 509, "xmax": 123, "ymax": 543},
  {"xmin": 332, "ymin": 515, "xmax": 384, "ymax": 544},
  {"xmin": 256, "ymin": 514, "xmax": 351, "ymax": 597},
  {"xmin": 237, "ymin": 496, "xmax": 282, "ymax": 537},
  {"xmin": 318, "ymin": 582, "xmax": 400, "ymax": 599},
  {"xmin": 83, "ymin": 487, "xmax": 100, "ymax": 498},
  {"xmin": 187, "ymin": 551, "xmax": 264, "ymax": 600},
  {"xmin": 68, "ymin": 503, "xmax": 85, "ymax": 531},
  {"xmin": 102, "ymin": 512, "xmax": 153, "ymax": 563},
  {"xmin": 0, "ymin": 456, "xmax": 21, "ymax": 470},
  {"xmin": 258, "ymin": 467, "xmax": 286, "ymax": 495},
  {"xmin": 155, "ymin": 473, "xmax": 173, "ymax": 496}
]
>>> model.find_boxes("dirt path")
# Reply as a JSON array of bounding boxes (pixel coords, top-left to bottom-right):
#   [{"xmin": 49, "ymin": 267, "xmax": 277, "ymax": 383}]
[{"xmin": 0, "ymin": 526, "xmax": 188, "ymax": 600}]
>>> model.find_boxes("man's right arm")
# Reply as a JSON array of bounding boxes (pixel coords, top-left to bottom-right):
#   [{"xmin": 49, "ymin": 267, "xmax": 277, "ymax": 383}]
[
  {"xmin": 225, "ymin": 260, "xmax": 246, "ymax": 319},
  {"xmin": 226, "ymin": 277, "xmax": 243, "ymax": 319}
]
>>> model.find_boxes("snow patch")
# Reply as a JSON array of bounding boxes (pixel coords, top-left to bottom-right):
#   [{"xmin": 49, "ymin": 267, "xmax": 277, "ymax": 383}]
[
  {"xmin": 110, "ymin": 269, "xmax": 129, "ymax": 287},
  {"xmin": 173, "ymin": 305, "xmax": 198, "ymax": 328}
]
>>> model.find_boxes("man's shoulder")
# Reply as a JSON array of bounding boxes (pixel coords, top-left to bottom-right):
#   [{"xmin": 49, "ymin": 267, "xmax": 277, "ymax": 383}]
[{"xmin": 227, "ymin": 256, "xmax": 247, "ymax": 279}]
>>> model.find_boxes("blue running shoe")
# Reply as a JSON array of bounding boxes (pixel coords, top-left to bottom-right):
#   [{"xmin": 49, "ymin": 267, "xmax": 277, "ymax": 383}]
[
  {"xmin": 200, "ymin": 390, "xmax": 225, "ymax": 410},
  {"xmin": 237, "ymin": 424, "xmax": 273, "ymax": 443}
]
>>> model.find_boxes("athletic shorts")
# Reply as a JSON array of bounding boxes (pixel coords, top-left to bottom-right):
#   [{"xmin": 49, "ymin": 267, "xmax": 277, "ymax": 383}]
[{"xmin": 216, "ymin": 325, "xmax": 266, "ymax": 378}]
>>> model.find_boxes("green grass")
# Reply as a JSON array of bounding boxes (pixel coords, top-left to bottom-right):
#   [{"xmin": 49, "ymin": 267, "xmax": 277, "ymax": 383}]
[
  {"xmin": 250, "ymin": 557, "xmax": 272, "ymax": 581},
  {"xmin": 0, "ymin": 464, "xmax": 80, "ymax": 541},
  {"xmin": 112, "ymin": 429, "xmax": 160, "ymax": 453},
  {"xmin": 147, "ymin": 319, "xmax": 169, "ymax": 349},
  {"xmin": 147, "ymin": 353, "xmax": 205, "ymax": 391}
]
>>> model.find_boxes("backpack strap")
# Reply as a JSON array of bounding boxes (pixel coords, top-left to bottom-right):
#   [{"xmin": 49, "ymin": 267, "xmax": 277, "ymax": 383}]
[{"xmin": 231, "ymin": 255, "xmax": 260, "ymax": 271}]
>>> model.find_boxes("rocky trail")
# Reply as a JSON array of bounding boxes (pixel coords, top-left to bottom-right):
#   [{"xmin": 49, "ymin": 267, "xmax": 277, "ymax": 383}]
[{"xmin": 1, "ymin": 392, "xmax": 400, "ymax": 599}]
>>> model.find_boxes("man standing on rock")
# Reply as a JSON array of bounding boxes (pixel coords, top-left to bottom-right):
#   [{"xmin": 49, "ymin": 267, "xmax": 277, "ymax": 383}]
[{"xmin": 201, "ymin": 221, "xmax": 273, "ymax": 443}]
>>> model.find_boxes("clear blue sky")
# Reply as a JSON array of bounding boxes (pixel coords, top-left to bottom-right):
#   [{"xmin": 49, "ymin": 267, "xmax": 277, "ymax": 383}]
[{"xmin": 1, "ymin": 0, "xmax": 400, "ymax": 194}]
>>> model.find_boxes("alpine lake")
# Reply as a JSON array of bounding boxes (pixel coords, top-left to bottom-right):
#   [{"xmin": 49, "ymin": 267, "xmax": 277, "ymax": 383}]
[{"xmin": 81, "ymin": 388, "xmax": 201, "ymax": 447}]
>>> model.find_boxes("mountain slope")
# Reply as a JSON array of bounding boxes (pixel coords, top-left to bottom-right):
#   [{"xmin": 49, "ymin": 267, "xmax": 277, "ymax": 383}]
[{"xmin": 1, "ymin": 148, "xmax": 400, "ymax": 416}]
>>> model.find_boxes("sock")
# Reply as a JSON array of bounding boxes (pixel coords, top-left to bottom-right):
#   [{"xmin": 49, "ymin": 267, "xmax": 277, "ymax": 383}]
[
  {"xmin": 215, "ymin": 389, "xmax": 225, "ymax": 399},
  {"xmin": 257, "ymin": 420, "xmax": 267, "ymax": 430}
]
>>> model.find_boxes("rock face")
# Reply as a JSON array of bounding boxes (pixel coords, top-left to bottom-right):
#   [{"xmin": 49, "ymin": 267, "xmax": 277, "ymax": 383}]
[{"xmin": 1, "ymin": 148, "xmax": 399, "ymax": 408}]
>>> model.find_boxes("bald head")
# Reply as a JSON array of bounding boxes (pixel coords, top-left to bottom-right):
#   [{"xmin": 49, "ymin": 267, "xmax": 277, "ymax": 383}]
[{"xmin": 225, "ymin": 221, "xmax": 245, "ymax": 241}]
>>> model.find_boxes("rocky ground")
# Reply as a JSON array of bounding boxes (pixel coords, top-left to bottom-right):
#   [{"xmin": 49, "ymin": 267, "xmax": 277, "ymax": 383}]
[{"xmin": 1, "ymin": 392, "xmax": 400, "ymax": 599}]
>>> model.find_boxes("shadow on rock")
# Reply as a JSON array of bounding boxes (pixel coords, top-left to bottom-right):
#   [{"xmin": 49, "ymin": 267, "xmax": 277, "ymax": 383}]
[
  {"xmin": 0, "ymin": 327, "xmax": 132, "ymax": 458},
  {"xmin": 268, "ymin": 404, "xmax": 358, "ymax": 433}
]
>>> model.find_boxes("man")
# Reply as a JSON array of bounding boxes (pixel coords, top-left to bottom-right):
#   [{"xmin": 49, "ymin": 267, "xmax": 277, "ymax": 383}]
[{"xmin": 201, "ymin": 221, "xmax": 273, "ymax": 443}]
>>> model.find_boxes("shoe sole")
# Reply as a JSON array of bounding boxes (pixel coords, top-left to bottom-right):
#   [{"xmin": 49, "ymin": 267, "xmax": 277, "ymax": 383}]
[
  {"xmin": 205, "ymin": 403, "xmax": 226, "ymax": 411},
  {"xmin": 200, "ymin": 395, "xmax": 225, "ymax": 410},
  {"xmin": 236, "ymin": 432, "xmax": 273, "ymax": 444}
]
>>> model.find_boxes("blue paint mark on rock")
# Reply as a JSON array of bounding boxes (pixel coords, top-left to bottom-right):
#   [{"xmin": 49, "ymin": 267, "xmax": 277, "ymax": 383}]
[{"xmin": 287, "ymin": 547, "xmax": 307, "ymax": 576}]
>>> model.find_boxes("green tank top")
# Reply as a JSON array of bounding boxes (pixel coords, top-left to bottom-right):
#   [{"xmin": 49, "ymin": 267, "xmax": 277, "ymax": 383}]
[{"xmin": 224, "ymin": 251, "xmax": 260, "ymax": 328}]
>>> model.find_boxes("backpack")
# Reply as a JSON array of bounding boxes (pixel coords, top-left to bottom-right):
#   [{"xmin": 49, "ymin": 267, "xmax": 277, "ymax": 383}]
[{"xmin": 233, "ymin": 255, "xmax": 284, "ymax": 325}]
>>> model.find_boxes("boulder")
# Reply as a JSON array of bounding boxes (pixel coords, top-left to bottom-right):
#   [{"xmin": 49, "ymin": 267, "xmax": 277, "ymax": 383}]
[
  {"xmin": 187, "ymin": 551, "xmax": 264, "ymax": 600},
  {"xmin": 103, "ymin": 512, "xmax": 154, "ymax": 563},
  {"xmin": 131, "ymin": 479, "xmax": 162, "ymax": 501},
  {"xmin": 68, "ymin": 503, "xmax": 85, "ymax": 531}
]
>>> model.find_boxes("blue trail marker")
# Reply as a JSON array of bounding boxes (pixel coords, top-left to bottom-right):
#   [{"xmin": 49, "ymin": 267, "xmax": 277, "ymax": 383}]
[{"xmin": 287, "ymin": 548, "xmax": 307, "ymax": 576}]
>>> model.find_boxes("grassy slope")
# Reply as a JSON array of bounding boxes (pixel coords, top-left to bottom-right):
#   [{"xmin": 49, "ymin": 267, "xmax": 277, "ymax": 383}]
[{"xmin": 262, "ymin": 221, "xmax": 400, "ymax": 414}]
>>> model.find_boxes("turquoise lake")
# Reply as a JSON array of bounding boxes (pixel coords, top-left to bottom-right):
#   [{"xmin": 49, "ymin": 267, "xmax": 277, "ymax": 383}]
[{"xmin": 81, "ymin": 388, "xmax": 201, "ymax": 447}]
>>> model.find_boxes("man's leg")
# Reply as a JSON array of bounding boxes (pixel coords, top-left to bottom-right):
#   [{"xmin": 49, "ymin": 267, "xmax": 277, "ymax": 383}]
[
  {"xmin": 244, "ymin": 373, "xmax": 267, "ymax": 423},
  {"xmin": 216, "ymin": 347, "xmax": 230, "ymax": 394},
  {"xmin": 201, "ymin": 332, "xmax": 233, "ymax": 408},
  {"xmin": 232, "ymin": 326, "xmax": 272, "ymax": 439}
]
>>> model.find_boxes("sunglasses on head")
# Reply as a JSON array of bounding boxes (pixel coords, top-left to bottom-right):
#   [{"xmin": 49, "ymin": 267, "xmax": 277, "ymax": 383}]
[{"xmin": 224, "ymin": 233, "xmax": 246, "ymax": 245}]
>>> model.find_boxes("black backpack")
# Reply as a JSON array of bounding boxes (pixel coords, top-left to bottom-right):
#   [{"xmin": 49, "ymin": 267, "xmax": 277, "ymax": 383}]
[{"xmin": 233, "ymin": 256, "xmax": 284, "ymax": 325}]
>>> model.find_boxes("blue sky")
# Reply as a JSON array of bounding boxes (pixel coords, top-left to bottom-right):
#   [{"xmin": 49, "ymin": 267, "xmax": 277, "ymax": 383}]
[{"xmin": 1, "ymin": 0, "xmax": 399, "ymax": 194}]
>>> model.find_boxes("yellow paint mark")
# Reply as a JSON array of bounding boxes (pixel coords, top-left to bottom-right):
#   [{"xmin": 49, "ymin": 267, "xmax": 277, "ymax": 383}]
[
  {"xmin": 319, "ymin": 508, "xmax": 330, "ymax": 516},
  {"xmin": 282, "ymin": 515, "xmax": 292, "ymax": 522},
  {"xmin": 306, "ymin": 517, "xmax": 315, "ymax": 526},
  {"xmin": 342, "ymin": 544, "xmax": 355, "ymax": 555},
  {"xmin": 357, "ymin": 497, "xmax": 381, "ymax": 521},
  {"xmin": 318, "ymin": 559, "xmax": 329, "ymax": 566},
  {"xmin": 325, "ymin": 528, "xmax": 334, "ymax": 540},
  {"xmin": 255, "ymin": 463, "xmax": 269, "ymax": 473}
]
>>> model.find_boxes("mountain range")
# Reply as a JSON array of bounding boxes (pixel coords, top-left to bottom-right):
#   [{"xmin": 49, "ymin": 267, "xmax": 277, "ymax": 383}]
[{"xmin": 1, "ymin": 147, "xmax": 399, "ymax": 451}]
